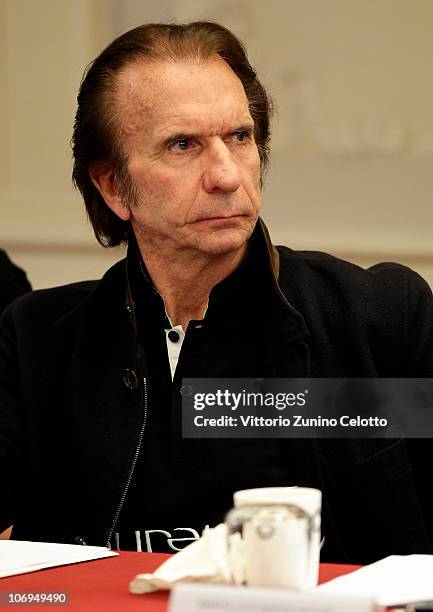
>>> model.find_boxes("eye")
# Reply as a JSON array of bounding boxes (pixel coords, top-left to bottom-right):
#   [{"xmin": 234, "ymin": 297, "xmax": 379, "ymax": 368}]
[
  {"xmin": 231, "ymin": 129, "xmax": 253, "ymax": 143},
  {"xmin": 168, "ymin": 137, "xmax": 194, "ymax": 153}
]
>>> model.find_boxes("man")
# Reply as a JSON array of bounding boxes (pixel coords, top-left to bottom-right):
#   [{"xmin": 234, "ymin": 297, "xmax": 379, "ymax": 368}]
[
  {"xmin": 0, "ymin": 22, "xmax": 432, "ymax": 563},
  {"xmin": 0, "ymin": 249, "xmax": 31, "ymax": 315}
]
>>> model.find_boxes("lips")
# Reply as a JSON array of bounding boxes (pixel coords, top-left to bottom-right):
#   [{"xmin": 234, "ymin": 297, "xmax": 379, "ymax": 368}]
[{"xmin": 192, "ymin": 214, "xmax": 247, "ymax": 223}]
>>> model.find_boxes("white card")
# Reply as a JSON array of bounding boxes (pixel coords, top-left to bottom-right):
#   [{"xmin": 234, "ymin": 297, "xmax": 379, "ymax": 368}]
[
  {"xmin": 168, "ymin": 582, "xmax": 378, "ymax": 612},
  {"xmin": 0, "ymin": 540, "xmax": 117, "ymax": 578},
  {"xmin": 316, "ymin": 554, "xmax": 433, "ymax": 607}
]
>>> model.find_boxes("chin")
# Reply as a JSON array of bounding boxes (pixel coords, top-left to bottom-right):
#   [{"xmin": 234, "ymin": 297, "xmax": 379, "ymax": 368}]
[{"xmin": 195, "ymin": 227, "xmax": 252, "ymax": 255}]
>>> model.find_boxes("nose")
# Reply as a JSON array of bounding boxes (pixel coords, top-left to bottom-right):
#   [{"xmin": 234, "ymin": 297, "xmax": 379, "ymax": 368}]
[{"xmin": 202, "ymin": 141, "xmax": 242, "ymax": 194}]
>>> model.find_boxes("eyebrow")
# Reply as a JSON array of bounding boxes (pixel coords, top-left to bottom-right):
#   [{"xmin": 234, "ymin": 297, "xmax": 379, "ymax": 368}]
[{"xmin": 159, "ymin": 123, "xmax": 255, "ymax": 149}]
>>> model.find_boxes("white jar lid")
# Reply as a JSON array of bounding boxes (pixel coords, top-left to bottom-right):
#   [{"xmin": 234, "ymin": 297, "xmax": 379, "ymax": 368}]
[{"xmin": 233, "ymin": 487, "xmax": 322, "ymax": 515}]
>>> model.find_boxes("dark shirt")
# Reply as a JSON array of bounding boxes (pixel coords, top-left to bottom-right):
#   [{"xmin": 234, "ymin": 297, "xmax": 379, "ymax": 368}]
[{"xmin": 0, "ymin": 250, "xmax": 31, "ymax": 315}]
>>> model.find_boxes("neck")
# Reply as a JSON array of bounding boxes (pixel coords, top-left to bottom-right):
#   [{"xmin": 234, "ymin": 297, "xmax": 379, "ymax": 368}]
[{"xmin": 134, "ymin": 235, "xmax": 248, "ymax": 330}]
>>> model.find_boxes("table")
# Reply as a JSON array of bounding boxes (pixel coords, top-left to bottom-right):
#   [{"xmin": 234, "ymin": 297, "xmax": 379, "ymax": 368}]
[{"xmin": 0, "ymin": 552, "xmax": 361, "ymax": 611}]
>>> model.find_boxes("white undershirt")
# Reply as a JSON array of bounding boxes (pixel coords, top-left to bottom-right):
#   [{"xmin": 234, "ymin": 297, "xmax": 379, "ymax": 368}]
[
  {"xmin": 162, "ymin": 296, "xmax": 208, "ymax": 379},
  {"xmin": 164, "ymin": 325, "xmax": 186, "ymax": 379}
]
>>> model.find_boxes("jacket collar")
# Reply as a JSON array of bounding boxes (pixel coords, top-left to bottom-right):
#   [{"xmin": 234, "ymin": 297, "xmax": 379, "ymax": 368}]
[
  {"xmin": 113, "ymin": 217, "xmax": 308, "ymax": 341},
  {"xmin": 256, "ymin": 218, "xmax": 310, "ymax": 340},
  {"xmin": 258, "ymin": 217, "xmax": 280, "ymax": 280}
]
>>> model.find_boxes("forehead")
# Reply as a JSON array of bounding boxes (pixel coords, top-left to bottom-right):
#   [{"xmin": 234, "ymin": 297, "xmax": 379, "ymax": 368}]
[{"xmin": 115, "ymin": 56, "xmax": 252, "ymax": 146}]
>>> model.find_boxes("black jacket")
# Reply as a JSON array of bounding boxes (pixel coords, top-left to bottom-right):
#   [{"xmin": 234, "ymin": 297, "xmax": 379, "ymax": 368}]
[
  {"xmin": 0, "ymin": 249, "xmax": 31, "ymax": 315},
  {"xmin": 0, "ymin": 220, "xmax": 432, "ymax": 563}
]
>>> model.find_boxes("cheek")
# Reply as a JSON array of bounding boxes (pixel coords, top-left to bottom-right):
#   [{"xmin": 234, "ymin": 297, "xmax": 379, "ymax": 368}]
[
  {"xmin": 244, "ymin": 146, "xmax": 261, "ymax": 178},
  {"xmin": 244, "ymin": 150, "xmax": 262, "ymax": 193},
  {"xmin": 253, "ymin": 148, "xmax": 261, "ymax": 176},
  {"xmin": 131, "ymin": 168, "xmax": 173, "ymax": 206},
  {"xmin": 242, "ymin": 157, "xmax": 262, "ymax": 212},
  {"xmin": 134, "ymin": 169, "xmax": 200, "ymax": 223}
]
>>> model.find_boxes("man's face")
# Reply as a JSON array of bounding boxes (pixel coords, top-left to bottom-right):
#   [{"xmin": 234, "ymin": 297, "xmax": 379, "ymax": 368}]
[{"xmin": 114, "ymin": 55, "xmax": 262, "ymax": 256}]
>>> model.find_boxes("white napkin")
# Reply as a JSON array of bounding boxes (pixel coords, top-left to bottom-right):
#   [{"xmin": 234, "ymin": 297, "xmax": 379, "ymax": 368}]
[{"xmin": 129, "ymin": 524, "xmax": 231, "ymax": 594}]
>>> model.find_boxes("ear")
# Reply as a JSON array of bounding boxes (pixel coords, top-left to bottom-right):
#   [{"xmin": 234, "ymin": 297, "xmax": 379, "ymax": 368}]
[{"xmin": 89, "ymin": 165, "xmax": 131, "ymax": 222}]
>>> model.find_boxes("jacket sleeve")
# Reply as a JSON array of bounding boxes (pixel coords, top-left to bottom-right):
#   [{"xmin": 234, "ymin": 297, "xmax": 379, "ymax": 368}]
[
  {"xmin": 398, "ymin": 266, "xmax": 433, "ymax": 545},
  {"xmin": 403, "ymin": 267, "xmax": 433, "ymax": 375},
  {"xmin": 0, "ymin": 305, "xmax": 26, "ymax": 533}
]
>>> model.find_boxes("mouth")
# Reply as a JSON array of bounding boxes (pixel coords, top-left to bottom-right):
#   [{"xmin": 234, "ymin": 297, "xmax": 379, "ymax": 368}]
[{"xmin": 192, "ymin": 214, "xmax": 247, "ymax": 223}]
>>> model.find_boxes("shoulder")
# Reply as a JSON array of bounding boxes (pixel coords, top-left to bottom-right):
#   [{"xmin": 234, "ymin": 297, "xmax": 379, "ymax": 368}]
[
  {"xmin": 0, "ymin": 249, "xmax": 32, "ymax": 314},
  {"xmin": 0, "ymin": 249, "xmax": 21, "ymax": 274},
  {"xmin": 0, "ymin": 249, "xmax": 30, "ymax": 285},
  {"xmin": 275, "ymin": 246, "xmax": 433, "ymax": 374},
  {"xmin": 276, "ymin": 245, "xmax": 432, "ymax": 305},
  {"xmin": 1, "ymin": 258, "xmax": 127, "ymax": 330},
  {"xmin": 276, "ymin": 246, "xmax": 433, "ymax": 352}
]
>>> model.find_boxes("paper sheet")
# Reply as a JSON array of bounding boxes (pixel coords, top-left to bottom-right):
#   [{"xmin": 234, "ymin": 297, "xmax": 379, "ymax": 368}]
[
  {"xmin": 316, "ymin": 554, "xmax": 433, "ymax": 606},
  {"xmin": 0, "ymin": 540, "xmax": 118, "ymax": 578}
]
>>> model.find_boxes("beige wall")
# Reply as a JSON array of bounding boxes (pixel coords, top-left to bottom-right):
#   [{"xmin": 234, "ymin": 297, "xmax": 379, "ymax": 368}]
[{"xmin": 1, "ymin": 0, "xmax": 432, "ymax": 289}]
